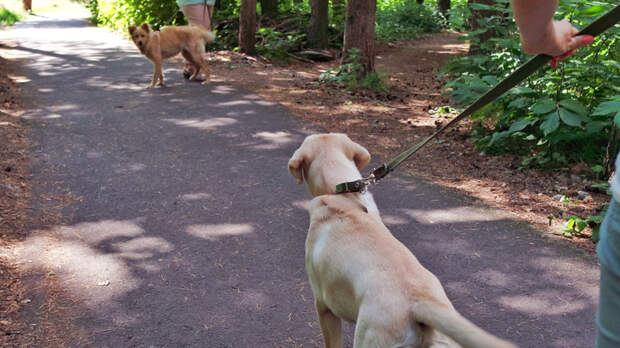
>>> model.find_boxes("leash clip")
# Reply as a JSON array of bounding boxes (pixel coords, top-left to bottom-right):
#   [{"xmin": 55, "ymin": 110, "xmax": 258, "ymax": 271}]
[{"xmin": 335, "ymin": 163, "xmax": 392, "ymax": 193}]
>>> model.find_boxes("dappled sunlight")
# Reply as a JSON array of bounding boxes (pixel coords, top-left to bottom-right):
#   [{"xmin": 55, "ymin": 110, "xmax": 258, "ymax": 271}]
[
  {"xmin": 402, "ymin": 206, "xmax": 510, "ymax": 224},
  {"xmin": 186, "ymin": 223, "xmax": 255, "ymax": 241},
  {"xmin": 113, "ymin": 162, "xmax": 147, "ymax": 174},
  {"xmin": 382, "ymin": 214, "xmax": 410, "ymax": 226},
  {"xmin": 113, "ymin": 236, "xmax": 173, "ymax": 260},
  {"xmin": 86, "ymin": 76, "xmax": 145, "ymax": 91},
  {"xmin": 181, "ymin": 192, "xmax": 213, "ymax": 201},
  {"xmin": 291, "ymin": 200, "xmax": 312, "ymax": 211},
  {"xmin": 252, "ymin": 131, "xmax": 295, "ymax": 150},
  {"xmin": 255, "ymin": 100, "xmax": 278, "ymax": 106},
  {"xmin": 163, "ymin": 117, "xmax": 237, "ymax": 130},
  {"xmin": 498, "ymin": 291, "xmax": 588, "ymax": 316},
  {"xmin": 211, "ymin": 85, "xmax": 237, "ymax": 94},
  {"xmin": 215, "ymin": 100, "xmax": 252, "ymax": 107},
  {"xmin": 529, "ymin": 256, "xmax": 599, "ymax": 300},
  {"xmin": 14, "ymin": 218, "xmax": 175, "ymax": 308}
]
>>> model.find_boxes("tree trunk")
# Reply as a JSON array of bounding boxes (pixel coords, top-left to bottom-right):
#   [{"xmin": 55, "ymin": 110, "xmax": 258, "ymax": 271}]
[
  {"xmin": 239, "ymin": 0, "xmax": 257, "ymax": 54},
  {"xmin": 260, "ymin": 0, "xmax": 278, "ymax": 19},
  {"xmin": 604, "ymin": 126, "xmax": 620, "ymax": 179},
  {"xmin": 308, "ymin": 0, "xmax": 329, "ymax": 49},
  {"xmin": 468, "ymin": 0, "xmax": 498, "ymax": 54},
  {"xmin": 343, "ymin": 0, "xmax": 377, "ymax": 77},
  {"xmin": 438, "ymin": 0, "xmax": 450, "ymax": 17}
]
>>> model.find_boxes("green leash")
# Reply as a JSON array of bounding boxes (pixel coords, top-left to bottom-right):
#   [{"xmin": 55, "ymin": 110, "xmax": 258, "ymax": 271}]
[{"xmin": 336, "ymin": 4, "xmax": 620, "ymax": 194}]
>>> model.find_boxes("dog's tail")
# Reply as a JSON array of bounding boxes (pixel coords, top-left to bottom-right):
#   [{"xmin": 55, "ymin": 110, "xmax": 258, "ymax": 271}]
[
  {"xmin": 200, "ymin": 29, "xmax": 216, "ymax": 43},
  {"xmin": 412, "ymin": 300, "xmax": 517, "ymax": 348}
]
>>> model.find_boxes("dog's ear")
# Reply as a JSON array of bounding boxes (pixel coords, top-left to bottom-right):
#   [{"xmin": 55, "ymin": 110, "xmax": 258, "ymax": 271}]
[
  {"xmin": 347, "ymin": 140, "xmax": 371, "ymax": 170},
  {"xmin": 141, "ymin": 23, "xmax": 151, "ymax": 33},
  {"xmin": 128, "ymin": 25, "xmax": 137, "ymax": 34},
  {"xmin": 288, "ymin": 148, "xmax": 307, "ymax": 184}
]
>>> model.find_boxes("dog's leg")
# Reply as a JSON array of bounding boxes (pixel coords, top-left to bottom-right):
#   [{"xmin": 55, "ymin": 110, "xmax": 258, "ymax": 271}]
[
  {"xmin": 189, "ymin": 43, "xmax": 210, "ymax": 84},
  {"xmin": 181, "ymin": 49, "xmax": 200, "ymax": 80},
  {"xmin": 148, "ymin": 62, "xmax": 159, "ymax": 88},
  {"xmin": 197, "ymin": 57, "xmax": 210, "ymax": 84},
  {"xmin": 315, "ymin": 300, "xmax": 343, "ymax": 348}
]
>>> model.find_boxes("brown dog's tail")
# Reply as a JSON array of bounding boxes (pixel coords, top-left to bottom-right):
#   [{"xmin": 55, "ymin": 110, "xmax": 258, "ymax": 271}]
[
  {"xmin": 412, "ymin": 300, "xmax": 517, "ymax": 348},
  {"xmin": 200, "ymin": 29, "xmax": 216, "ymax": 43}
]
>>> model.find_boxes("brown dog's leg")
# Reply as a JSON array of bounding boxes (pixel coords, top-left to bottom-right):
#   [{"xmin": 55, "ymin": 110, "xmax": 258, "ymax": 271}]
[
  {"xmin": 181, "ymin": 49, "xmax": 200, "ymax": 80},
  {"xmin": 316, "ymin": 300, "xmax": 343, "ymax": 348},
  {"xmin": 149, "ymin": 63, "xmax": 159, "ymax": 88}
]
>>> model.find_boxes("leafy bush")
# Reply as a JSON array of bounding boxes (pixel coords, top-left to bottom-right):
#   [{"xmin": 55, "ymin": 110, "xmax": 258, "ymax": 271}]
[
  {"xmin": 255, "ymin": 27, "xmax": 306, "ymax": 60},
  {"xmin": 441, "ymin": 0, "xmax": 619, "ymax": 170},
  {"xmin": 376, "ymin": 0, "xmax": 446, "ymax": 42},
  {"xmin": 88, "ymin": 0, "xmax": 183, "ymax": 31},
  {"xmin": 320, "ymin": 48, "xmax": 387, "ymax": 92},
  {"xmin": 0, "ymin": 6, "xmax": 21, "ymax": 26}
]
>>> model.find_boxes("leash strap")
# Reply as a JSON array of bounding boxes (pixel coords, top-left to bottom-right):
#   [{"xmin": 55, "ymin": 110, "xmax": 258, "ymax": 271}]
[{"xmin": 336, "ymin": 5, "xmax": 620, "ymax": 194}]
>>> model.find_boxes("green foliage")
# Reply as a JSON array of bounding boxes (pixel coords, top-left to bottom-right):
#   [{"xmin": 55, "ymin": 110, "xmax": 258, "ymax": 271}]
[
  {"xmin": 88, "ymin": 0, "xmax": 182, "ymax": 31},
  {"xmin": 255, "ymin": 27, "xmax": 305, "ymax": 60},
  {"xmin": 0, "ymin": 6, "xmax": 21, "ymax": 26},
  {"xmin": 376, "ymin": 0, "xmax": 445, "ymax": 42},
  {"xmin": 320, "ymin": 48, "xmax": 387, "ymax": 92},
  {"xmin": 441, "ymin": 0, "xmax": 620, "ymax": 169}
]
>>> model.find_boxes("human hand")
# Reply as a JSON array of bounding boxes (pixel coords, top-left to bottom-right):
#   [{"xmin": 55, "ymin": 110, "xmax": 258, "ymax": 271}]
[{"xmin": 521, "ymin": 20, "xmax": 594, "ymax": 68}]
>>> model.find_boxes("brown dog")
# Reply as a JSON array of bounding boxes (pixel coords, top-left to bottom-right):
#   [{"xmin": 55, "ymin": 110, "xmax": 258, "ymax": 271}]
[
  {"xmin": 128, "ymin": 23, "xmax": 215, "ymax": 88},
  {"xmin": 289, "ymin": 133, "xmax": 516, "ymax": 348}
]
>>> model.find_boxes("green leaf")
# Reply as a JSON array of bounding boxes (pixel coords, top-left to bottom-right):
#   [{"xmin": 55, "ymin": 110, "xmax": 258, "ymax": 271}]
[
  {"xmin": 593, "ymin": 101, "xmax": 620, "ymax": 116},
  {"xmin": 614, "ymin": 111, "xmax": 620, "ymax": 127},
  {"xmin": 578, "ymin": 5, "xmax": 607, "ymax": 16},
  {"xmin": 559, "ymin": 99, "xmax": 588, "ymax": 117},
  {"xmin": 585, "ymin": 121, "xmax": 606, "ymax": 134},
  {"xmin": 540, "ymin": 112, "xmax": 559, "ymax": 135},
  {"xmin": 510, "ymin": 87, "xmax": 536, "ymax": 95},
  {"xmin": 469, "ymin": 3, "xmax": 495, "ymax": 11},
  {"xmin": 531, "ymin": 99, "xmax": 556, "ymax": 115},
  {"xmin": 508, "ymin": 119, "xmax": 534, "ymax": 133},
  {"xmin": 508, "ymin": 97, "xmax": 530, "ymax": 109},
  {"xmin": 576, "ymin": 219, "xmax": 587, "ymax": 232},
  {"xmin": 559, "ymin": 108, "xmax": 581, "ymax": 127}
]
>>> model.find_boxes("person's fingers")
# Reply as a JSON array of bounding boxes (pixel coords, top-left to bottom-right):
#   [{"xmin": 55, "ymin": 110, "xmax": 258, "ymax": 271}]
[
  {"xmin": 572, "ymin": 35, "xmax": 595, "ymax": 50},
  {"xmin": 550, "ymin": 57, "xmax": 559, "ymax": 69}
]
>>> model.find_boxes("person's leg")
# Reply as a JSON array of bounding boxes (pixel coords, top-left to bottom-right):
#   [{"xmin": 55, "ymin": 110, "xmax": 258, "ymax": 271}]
[
  {"xmin": 596, "ymin": 198, "xmax": 620, "ymax": 347},
  {"xmin": 596, "ymin": 264, "xmax": 620, "ymax": 347},
  {"xmin": 180, "ymin": 4, "xmax": 211, "ymax": 29}
]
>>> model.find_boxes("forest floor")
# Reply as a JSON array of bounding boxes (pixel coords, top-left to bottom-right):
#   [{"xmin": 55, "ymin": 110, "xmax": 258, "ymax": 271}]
[
  {"xmin": 0, "ymin": 29, "xmax": 606, "ymax": 345},
  {"xmin": 206, "ymin": 32, "xmax": 608, "ymax": 251}
]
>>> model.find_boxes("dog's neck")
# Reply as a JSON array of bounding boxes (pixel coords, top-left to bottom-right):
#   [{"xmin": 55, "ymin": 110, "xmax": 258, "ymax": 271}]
[{"xmin": 343, "ymin": 191, "xmax": 379, "ymax": 216}]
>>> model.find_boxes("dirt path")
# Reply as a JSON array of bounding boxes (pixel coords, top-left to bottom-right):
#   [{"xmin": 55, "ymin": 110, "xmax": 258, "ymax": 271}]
[{"xmin": 1, "ymin": 13, "xmax": 601, "ymax": 348}]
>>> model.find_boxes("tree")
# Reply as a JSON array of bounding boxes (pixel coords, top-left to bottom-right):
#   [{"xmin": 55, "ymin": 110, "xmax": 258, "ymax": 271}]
[
  {"xmin": 467, "ymin": 0, "xmax": 499, "ymax": 54},
  {"xmin": 239, "ymin": 0, "xmax": 257, "ymax": 54},
  {"xmin": 308, "ymin": 0, "xmax": 329, "ymax": 49},
  {"xmin": 438, "ymin": 0, "xmax": 450, "ymax": 17},
  {"xmin": 260, "ymin": 0, "xmax": 278, "ymax": 18},
  {"xmin": 342, "ymin": 0, "xmax": 377, "ymax": 77}
]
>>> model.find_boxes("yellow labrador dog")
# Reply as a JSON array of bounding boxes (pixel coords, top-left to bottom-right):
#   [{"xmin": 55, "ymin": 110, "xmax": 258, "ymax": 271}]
[{"xmin": 288, "ymin": 133, "xmax": 516, "ymax": 348}]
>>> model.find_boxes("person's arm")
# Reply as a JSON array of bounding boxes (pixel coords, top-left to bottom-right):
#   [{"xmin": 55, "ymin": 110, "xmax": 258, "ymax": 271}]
[{"xmin": 510, "ymin": 0, "xmax": 593, "ymax": 66}]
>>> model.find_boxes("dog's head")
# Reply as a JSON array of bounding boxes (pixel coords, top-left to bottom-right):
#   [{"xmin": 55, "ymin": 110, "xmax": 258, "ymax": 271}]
[
  {"xmin": 288, "ymin": 133, "xmax": 371, "ymax": 196},
  {"xmin": 128, "ymin": 23, "xmax": 151, "ymax": 53}
]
